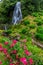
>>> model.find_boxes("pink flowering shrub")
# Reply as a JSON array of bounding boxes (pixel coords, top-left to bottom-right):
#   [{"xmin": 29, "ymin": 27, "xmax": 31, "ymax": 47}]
[
  {"xmin": 4, "ymin": 42, "xmax": 9, "ymax": 45},
  {"xmin": 0, "ymin": 60, "xmax": 2, "ymax": 65},
  {"xmin": 29, "ymin": 58, "xmax": 34, "ymax": 65},
  {"xmin": 24, "ymin": 50, "xmax": 32, "ymax": 56},
  {"xmin": 20, "ymin": 58, "xmax": 27, "ymax": 65},
  {"xmin": 0, "ymin": 39, "xmax": 34, "ymax": 65}
]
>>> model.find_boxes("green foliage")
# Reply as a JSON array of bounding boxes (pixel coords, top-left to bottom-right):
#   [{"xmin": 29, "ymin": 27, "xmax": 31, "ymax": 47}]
[
  {"xmin": 32, "ymin": 0, "xmax": 41, "ymax": 11},
  {"xmin": 40, "ymin": 1, "xmax": 43, "ymax": 10},
  {"xmin": 35, "ymin": 33, "xmax": 43, "ymax": 41},
  {"xmin": 37, "ymin": 21, "xmax": 43, "ymax": 26},
  {"xmin": 26, "ymin": 42, "xmax": 43, "ymax": 64},
  {"xmin": 37, "ymin": 27, "xmax": 43, "ymax": 34},
  {"xmin": 34, "ymin": 17, "xmax": 43, "ymax": 25},
  {"xmin": 29, "ymin": 24, "xmax": 36, "ymax": 29},
  {"xmin": 5, "ymin": 30, "xmax": 11, "ymax": 33},
  {"xmin": 32, "ymin": 12, "xmax": 39, "ymax": 17},
  {"xmin": 38, "ymin": 11, "xmax": 43, "ymax": 16},
  {"xmin": 31, "ymin": 55, "xmax": 43, "ymax": 65},
  {"xmin": 0, "ymin": 36, "xmax": 11, "ymax": 43},
  {"xmin": 3, "ymin": 30, "xmax": 12, "ymax": 36},
  {"xmin": 35, "ymin": 26, "xmax": 43, "ymax": 41},
  {"xmin": 21, "ymin": 28, "xmax": 27, "ymax": 34},
  {"xmin": 23, "ymin": 20, "xmax": 30, "ymax": 25}
]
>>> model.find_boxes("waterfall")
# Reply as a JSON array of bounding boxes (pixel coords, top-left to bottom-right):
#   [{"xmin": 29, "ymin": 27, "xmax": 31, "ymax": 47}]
[
  {"xmin": 4, "ymin": 25, "xmax": 7, "ymax": 30},
  {"xmin": 12, "ymin": 2, "xmax": 22, "ymax": 25}
]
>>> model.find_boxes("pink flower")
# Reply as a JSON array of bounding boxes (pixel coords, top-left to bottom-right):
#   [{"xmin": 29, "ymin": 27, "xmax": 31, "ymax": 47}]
[
  {"xmin": 0, "ymin": 60, "xmax": 2, "ymax": 65},
  {"xmin": 0, "ymin": 47, "xmax": 3, "ymax": 51},
  {"xmin": 12, "ymin": 50, "xmax": 17, "ymax": 54},
  {"xmin": 3, "ymin": 48, "xmax": 7, "ymax": 54},
  {"xmin": 13, "ymin": 50, "xmax": 17, "ymax": 54},
  {"xmin": 20, "ymin": 58, "xmax": 27, "ymax": 65},
  {"xmin": 10, "ymin": 63, "xmax": 14, "ymax": 65},
  {"xmin": 10, "ymin": 40, "xmax": 17, "ymax": 48},
  {"xmin": 12, "ymin": 40, "xmax": 17, "ymax": 44},
  {"xmin": 10, "ymin": 59, "xmax": 12, "ymax": 62},
  {"xmin": 24, "ymin": 50, "xmax": 32, "ymax": 56},
  {"xmin": 0, "ymin": 45, "xmax": 3, "ymax": 51},
  {"xmin": 6, "ymin": 54, "xmax": 10, "ymax": 59},
  {"xmin": 4, "ymin": 42, "xmax": 9, "ymax": 45},
  {"xmin": 10, "ymin": 43, "xmax": 15, "ymax": 48},
  {"xmin": 29, "ymin": 58, "xmax": 34, "ymax": 65}
]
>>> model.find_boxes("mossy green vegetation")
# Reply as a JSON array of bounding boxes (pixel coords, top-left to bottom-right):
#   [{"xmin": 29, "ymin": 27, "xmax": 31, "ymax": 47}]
[{"xmin": 35, "ymin": 26, "xmax": 43, "ymax": 41}]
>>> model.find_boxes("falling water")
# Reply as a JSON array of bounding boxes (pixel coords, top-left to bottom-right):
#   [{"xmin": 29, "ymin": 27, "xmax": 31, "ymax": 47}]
[
  {"xmin": 4, "ymin": 25, "xmax": 7, "ymax": 30},
  {"xmin": 12, "ymin": 2, "xmax": 22, "ymax": 24}
]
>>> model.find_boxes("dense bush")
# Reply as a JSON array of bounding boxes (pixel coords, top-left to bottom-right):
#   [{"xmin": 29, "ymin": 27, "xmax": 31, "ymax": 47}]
[
  {"xmin": 3, "ymin": 30, "xmax": 12, "ymax": 36},
  {"xmin": 35, "ymin": 33, "xmax": 43, "ymax": 41},
  {"xmin": 35, "ymin": 26, "xmax": 43, "ymax": 41},
  {"xmin": 0, "ymin": 37, "xmax": 43, "ymax": 65},
  {"xmin": 37, "ymin": 21, "xmax": 43, "ymax": 26},
  {"xmin": 38, "ymin": 11, "xmax": 43, "ymax": 16},
  {"xmin": 20, "ymin": 28, "xmax": 28, "ymax": 34},
  {"xmin": 34, "ymin": 17, "xmax": 43, "ymax": 25},
  {"xmin": 40, "ymin": 1, "xmax": 43, "ymax": 10},
  {"xmin": 23, "ymin": 20, "xmax": 30, "ymax": 25},
  {"xmin": 0, "ymin": 39, "xmax": 34, "ymax": 65},
  {"xmin": 29, "ymin": 24, "xmax": 36, "ymax": 29},
  {"xmin": 32, "ymin": 12, "xmax": 39, "ymax": 17}
]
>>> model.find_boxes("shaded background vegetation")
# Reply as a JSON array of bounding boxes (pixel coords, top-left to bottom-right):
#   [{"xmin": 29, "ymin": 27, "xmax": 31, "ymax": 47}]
[{"xmin": 0, "ymin": 0, "xmax": 43, "ymax": 24}]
